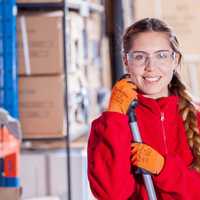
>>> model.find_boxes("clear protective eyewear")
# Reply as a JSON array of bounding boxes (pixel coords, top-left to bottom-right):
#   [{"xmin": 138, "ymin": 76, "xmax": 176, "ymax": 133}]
[{"xmin": 127, "ymin": 50, "xmax": 176, "ymax": 68}]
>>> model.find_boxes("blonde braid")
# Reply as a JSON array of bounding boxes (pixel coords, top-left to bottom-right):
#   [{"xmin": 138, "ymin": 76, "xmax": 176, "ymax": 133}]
[{"xmin": 170, "ymin": 72, "xmax": 200, "ymax": 171}]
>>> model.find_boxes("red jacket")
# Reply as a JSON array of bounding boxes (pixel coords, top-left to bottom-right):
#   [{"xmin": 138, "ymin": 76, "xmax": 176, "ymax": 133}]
[{"xmin": 88, "ymin": 94, "xmax": 200, "ymax": 200}]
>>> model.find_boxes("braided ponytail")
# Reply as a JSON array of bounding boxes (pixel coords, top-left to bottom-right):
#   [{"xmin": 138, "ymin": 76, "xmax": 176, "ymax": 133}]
[{"xmin": 170, "ymin": 72, "xmax": 200, "ymax": 171}]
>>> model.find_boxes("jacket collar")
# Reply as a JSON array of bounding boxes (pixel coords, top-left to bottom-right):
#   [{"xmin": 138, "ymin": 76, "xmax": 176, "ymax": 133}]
[{"xmin": 137, "ymin": 93, "xmax": 179, "ymax": 115}]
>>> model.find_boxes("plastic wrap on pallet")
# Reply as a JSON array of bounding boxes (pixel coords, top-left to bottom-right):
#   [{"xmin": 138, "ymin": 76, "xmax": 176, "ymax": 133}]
[
  {"xmin": 0, "ymin": 0, "xmax": 18, "ymax": 118},
  {"xmin": 0, "ymin": 108, "xmax": 21, "ymax": 188}
]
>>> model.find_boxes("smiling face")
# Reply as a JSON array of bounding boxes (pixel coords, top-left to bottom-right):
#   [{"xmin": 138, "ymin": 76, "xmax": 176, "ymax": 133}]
[{"xmin": 125, "ymin": 31, "xmax": 179, "ymax": 99}]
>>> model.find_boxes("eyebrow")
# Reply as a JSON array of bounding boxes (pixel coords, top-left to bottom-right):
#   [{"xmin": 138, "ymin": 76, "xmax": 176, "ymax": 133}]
[{"xmin": 131, "ymin": 50, "xmax": 171, "ymax": 54}]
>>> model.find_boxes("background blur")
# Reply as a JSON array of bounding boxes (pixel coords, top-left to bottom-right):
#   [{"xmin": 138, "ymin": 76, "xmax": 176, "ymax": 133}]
[{"xmin": 1, "ymin": 0, "xmax": 200, "ymax": 200}]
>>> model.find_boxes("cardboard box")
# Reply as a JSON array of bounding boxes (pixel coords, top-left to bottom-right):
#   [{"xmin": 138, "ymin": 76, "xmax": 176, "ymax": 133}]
[
  {"xmin": 19, "ymin": 75, "xmax": 87, "ymax": 139},
  {"xmin": 20, "ymin": 148, "xmax": 92, "ymax": 200},
  {"xmin": 0, "ymin": 188, "xmax": 21, "ymax": 200},
  {"xmin": 19, "ymin": 76, "xmax": 66, "ymax": 138},
  {"xmin": 20, "ymin": 153, "xmax": 47, "ymax": 198},
  {"xmin": 17, "ymin": 12, "xmax": 63, "ymax": 75},
  {"xmin": 47, "ymin": 149, "xmax": 91, "ymax": 200}
]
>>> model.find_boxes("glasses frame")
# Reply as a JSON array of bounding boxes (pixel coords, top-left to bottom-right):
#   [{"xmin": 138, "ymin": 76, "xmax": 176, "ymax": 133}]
[{"xmin": 126, "ymin": 50, "xmax": 177, "ymax": 68}]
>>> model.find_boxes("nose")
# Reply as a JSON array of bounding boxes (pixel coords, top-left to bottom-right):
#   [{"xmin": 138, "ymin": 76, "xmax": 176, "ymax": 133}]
[{"xmin": 144, "ymin": 57, "xmax": 156, "ymax": 71}]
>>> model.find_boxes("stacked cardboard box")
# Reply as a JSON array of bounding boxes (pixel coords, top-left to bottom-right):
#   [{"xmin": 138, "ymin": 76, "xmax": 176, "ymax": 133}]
[
  {"xmin": 19, "ymin": 76, "xmax": 66, "ymax": 138},
  {"xmin": 20, "ymin": 147, "xmax": 92, "ymax": 200},
  {"xmin": 17, "ymin": 3, "xmax": 112, "ymax": 138},
  {"xmin": 17, "ymin": 11, "xmax": 91, "ymax": 139},
  {"xmin": 17, "ymin": 12, "xmax": 67, "ymax": 139},
  {"xmin": 17, "ymin": 12, "xmax": 64, "ymax": 76}
]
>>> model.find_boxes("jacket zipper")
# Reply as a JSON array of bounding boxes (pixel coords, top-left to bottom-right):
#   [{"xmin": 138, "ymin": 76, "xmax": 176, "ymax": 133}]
[{"xmin": 161, "ymin": 112, "xmax": 168, "ymax": 154}]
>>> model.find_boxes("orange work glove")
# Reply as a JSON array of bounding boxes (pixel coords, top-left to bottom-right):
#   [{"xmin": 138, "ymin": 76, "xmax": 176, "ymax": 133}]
[
  {"xmin": 107, "ymin": 76, "xmax": 137, "ymax": 114},
  {"xmin": 131, "ymin": 143, "xmax": 165, "ymax": 175}
]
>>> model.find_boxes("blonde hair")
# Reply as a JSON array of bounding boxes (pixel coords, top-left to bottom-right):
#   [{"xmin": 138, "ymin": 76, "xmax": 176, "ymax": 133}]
[
  {"xmin": 170, "ymin": 73, "xmax": 200, "ymax": 171},
  {"xmin": 123, "ymin": 18, "xmax": 200, "ymax": 171}
]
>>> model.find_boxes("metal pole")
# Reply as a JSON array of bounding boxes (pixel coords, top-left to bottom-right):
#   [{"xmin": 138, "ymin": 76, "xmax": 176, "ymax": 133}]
[
  {"xmin": 63, "ymin": 0, "xmax": 72, "ymax": 199},
  {"xmin": 128, "ymin": 101, "xmax": 157, "ymax": 200}
]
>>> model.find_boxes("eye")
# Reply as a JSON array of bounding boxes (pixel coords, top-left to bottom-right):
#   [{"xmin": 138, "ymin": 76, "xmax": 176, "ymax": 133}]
[
  {"xmin": 156, "ymin": 52, "xmax": 169, "ymax": 59},
  {"xmin": 134, "ymin": 53, "xmax": 146, "ymax": 61}
]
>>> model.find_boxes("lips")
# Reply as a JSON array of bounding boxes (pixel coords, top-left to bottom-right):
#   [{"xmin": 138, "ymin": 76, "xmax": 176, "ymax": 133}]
[{"xmin": 143, "ymin": 76, "xmax": 161, "ymax": 83}]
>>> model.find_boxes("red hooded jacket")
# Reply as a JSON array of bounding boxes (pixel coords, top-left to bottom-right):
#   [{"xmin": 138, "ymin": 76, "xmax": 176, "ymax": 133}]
[{"xmin": 87, "ymin": 94, "xmax": 200, "ymax": 200}]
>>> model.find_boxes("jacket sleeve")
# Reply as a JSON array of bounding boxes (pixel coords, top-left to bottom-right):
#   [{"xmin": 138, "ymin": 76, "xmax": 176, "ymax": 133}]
[
  {"xmin": 153, "ymin": 112, "xmax": 200, "ymax": 200},
  {"xmin": 87, "ymin": 112, "xmax": 137, "ymax": 200}
]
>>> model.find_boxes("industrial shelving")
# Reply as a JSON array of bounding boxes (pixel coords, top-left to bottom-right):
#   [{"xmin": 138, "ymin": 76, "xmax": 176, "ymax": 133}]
[
  {"xmin": 17, "ymin": 1, "xmax": 104, "ymax": 12},
  {"xmin": 16, "ymin": 1, "xmax": 104, "ymax": 199},
  {"xmin": 0, "ymin": 0, "xmax": 18, "ymax": 118},
  {"xmin": 16, "ymin": 1, "xmax": 73, "ymax": 199}
]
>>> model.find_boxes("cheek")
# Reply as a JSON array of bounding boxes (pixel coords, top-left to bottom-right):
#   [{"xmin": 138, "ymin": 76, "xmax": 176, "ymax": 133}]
[
  {"xmin": 127, "ymin": 67, "xmax": 142, "ymax": 83},
  {"xmin": 127, "ymin": 66, "xmax": 142, "ymax": 76},
  {"xmin": 162, "ymin": 69, "xmax": 174, "ymax": 83}
]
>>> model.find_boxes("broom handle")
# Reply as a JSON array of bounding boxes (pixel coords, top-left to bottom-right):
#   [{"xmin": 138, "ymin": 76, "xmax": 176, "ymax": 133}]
[{"xmin": 128, "ymin": 101, "xmax": 157, "ymax": 200}]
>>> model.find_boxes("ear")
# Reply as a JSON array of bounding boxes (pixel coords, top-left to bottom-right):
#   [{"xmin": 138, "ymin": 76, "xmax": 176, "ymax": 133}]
[
  {"xmin": 123, "ymin": 55, "xmax": 129, "ymax": 73},
  {"xmin": 175, "ymin": 52, "xmax": 181, "ymax": 66},
  {"xmin": 123, "ymin": 54, "xmax": 128, "ymax": 66}
]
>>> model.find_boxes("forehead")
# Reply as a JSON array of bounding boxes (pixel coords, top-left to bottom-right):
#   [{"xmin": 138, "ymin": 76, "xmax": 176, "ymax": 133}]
[{"xmin": 130, "ymin": 31, "xmax": 171, "ymax": 53}]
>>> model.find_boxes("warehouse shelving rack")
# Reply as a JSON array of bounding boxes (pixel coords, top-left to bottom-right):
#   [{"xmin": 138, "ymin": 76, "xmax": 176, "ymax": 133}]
[
  {"xmin": 16, "ymin": 2, "xmax": 73, "ymax": 199},
  {"xmin": 17, "ymin": 1, "xmax": 104, "ymax": 12},
  {"xmin": 16, "ymin": 1, "xmax": 104, "ymax": 199},
  {"xmin": 0, "ymin": 0, "xmax": 18, "ymax": 118}
]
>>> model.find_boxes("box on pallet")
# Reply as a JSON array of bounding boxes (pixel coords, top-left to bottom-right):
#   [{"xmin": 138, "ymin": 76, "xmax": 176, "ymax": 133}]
[
  {"xmin": 19, "ymin": 75, "xmax": 88, "ymax": 139},
  {"xmin": 17, "ymin": 11, "xmax": 63, "ymax": 75},
  {"xmin": 19, "ymin": 75, "xmax": 66, "ymax": 138},
  {"xmin": 20, "ymin": 148, "xmax": 92, "ymax": 200}
]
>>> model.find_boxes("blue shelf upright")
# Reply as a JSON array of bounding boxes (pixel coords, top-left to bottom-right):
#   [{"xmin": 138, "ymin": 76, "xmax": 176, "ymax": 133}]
[{"xmin": 0, "ymin": 0, "xmax": 18, "ymax": 118}]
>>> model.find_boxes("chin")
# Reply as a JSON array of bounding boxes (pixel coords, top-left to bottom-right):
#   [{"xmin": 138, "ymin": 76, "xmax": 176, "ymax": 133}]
[{"xmin": 138, "ymin": 87, "xmax": 168, "ymax": 98}]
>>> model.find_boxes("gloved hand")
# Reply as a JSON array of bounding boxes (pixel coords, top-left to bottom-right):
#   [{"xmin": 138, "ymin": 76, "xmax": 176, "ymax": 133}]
[
  {"xmin": 107, "ymin": 75, "xmax": 137, "ymax": 114},
  {"xmin": 131, "ymin": 143, "xmax": 164, "ymax": 175}
]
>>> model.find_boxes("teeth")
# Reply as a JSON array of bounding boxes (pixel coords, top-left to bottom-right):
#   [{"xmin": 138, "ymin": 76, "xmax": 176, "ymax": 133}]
[{"xmin": 144, "ymin": 77, "xmax": 160, "ymax": 82}]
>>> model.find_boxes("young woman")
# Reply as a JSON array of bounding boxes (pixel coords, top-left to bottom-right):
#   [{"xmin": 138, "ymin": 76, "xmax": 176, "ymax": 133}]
[{"xmin": 87, "ymin": 18, "xmax": 200, "ymax": 199}]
